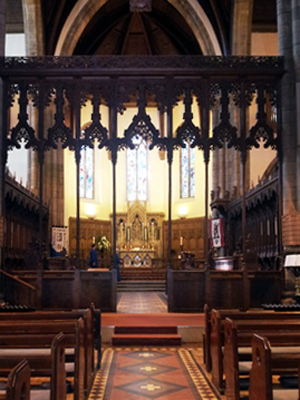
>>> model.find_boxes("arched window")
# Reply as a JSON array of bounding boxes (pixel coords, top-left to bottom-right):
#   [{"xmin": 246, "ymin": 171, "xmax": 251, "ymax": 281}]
[
  {"xmin": 127, "ymin": 136, "xmax": 147, "ymax": 201},
  {"xmin": 80, "ymin": 146, "xmax": 94, "ymax": 199},
  {"xmin": 180, "ymin": 140, "xmax": 195, "ymax": 198}
]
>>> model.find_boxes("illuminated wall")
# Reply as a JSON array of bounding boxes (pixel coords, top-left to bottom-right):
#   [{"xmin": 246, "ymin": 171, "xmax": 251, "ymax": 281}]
[{"xmin": 64, "ymin": 99, "xmax": 210, "ymax": 224}]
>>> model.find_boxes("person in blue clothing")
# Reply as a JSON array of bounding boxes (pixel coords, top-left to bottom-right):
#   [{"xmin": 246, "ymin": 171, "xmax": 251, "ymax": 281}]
[
  {"xmin": 89, "ymin": 243, "xmax": 98, "ymax": 268},
  {"xmin": 114, "ymin": 247, "xmax": 121, "ymax": 281}
]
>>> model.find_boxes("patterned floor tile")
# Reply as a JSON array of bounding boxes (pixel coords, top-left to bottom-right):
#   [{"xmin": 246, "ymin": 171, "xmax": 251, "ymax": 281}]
[
  {"xmin": 117, "ymin": 293, "xmax": 167, "ymax": 313},
  {"xmin": 89, "ymin": 347, "xmax": 219, "ymax": 400}
]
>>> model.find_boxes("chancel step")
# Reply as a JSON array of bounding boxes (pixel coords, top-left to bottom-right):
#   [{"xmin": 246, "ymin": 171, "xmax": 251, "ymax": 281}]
[
  {"xmin": 115, "ymin": 326, "xmax": 177, "ymax": 334},
  {"xmin": 112, "ymin": 333, "xmax": 182, "ymax": 346},
  {"xmin": 120, "ymin": 268, "xmax": 166, "ymax": 281},
  {"xmin": 112, "ymin": 324, "xmax": 181, "ymax": 345},
  {"xmin": 117, "ymin": 280, "xmax": 166, "ymax": 292}
]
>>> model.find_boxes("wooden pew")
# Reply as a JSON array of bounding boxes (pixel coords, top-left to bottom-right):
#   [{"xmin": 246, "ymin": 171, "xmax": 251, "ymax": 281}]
[
  {"xmin": 0, "ymin": 333, "xmax": 66, "ymax": 400},
  {"xmin": 0, "ymin": 319, "xmax": 85, "ymax": 400},
  {"xmin": 0, "ymin": 303, "xmax": 101, "ymax": 369},
  {"xmin": 210, "ymin": 311, "xmax": 300, "ymax": 391},
  {"xmin": 0, "ymin": 310, "xmax": 93, "ymax": 394},
  {"xmin": 249, "ymin": 334, "xmax": 300, "ymax": 400},
  {"xmin": 224, "ymin": 318, "xmax": 300, "ymax": 400},
  {"xmin": 0, "ymin": 360, "xmax": 30, "ymax": 400},
  {"xmin": 204, "ymin": 304, "xmax": 300, "ymax": 372}
]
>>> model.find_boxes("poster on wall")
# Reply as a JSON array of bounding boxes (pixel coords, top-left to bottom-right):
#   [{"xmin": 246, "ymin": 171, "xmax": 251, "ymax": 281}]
[
  {"xmin": 210, "ymin": 218, "xmax": 225, "ymax": 248},
  {"xmin": 51, "ymin": 226, "xmax": 68, "ymax": 256}
]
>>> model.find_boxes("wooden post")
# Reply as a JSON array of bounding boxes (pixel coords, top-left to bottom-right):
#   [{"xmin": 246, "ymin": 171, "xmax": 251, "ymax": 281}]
[
  {"xmin": 75, "ymin": 81, "xmax": 81, "ymax": 269},
  {"xmin": 239, "ymin": 81, "xmax": 247, "ymax": 262},
  {"xmin": 37, "ymin": 80, "xmax": 45, "ymax": 267},
  {"xmin": 166, "ymin": 80, "xmax": 173, "ymax": 268},
  {"xmin": 276, "ymin": 81, "xmax": 283, "ymax": 258},
  {"xmin": 110, "ymin": 79, "xmax": 118, "ymax": 262}
]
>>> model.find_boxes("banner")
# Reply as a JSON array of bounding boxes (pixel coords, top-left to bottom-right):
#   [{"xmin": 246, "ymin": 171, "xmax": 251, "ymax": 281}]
[
  {"xmin": 51, "ymin": 226, "xmax": 68, "ymax": 256},
  {"xmin": 210, "ymin": 218, "xmax": 225, "ymax": 248}
]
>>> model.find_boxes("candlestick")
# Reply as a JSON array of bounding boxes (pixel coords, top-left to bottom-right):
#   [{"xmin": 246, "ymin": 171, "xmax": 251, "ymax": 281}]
[{"xmin": 180, "ymin": 236, "xmax": 183, "ymax": 246}]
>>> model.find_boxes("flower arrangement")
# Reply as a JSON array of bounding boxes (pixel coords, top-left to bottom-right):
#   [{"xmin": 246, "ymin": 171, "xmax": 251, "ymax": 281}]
[{"xmin": 97, "ymin": 235, "xmax": 111, "ymax": 252}]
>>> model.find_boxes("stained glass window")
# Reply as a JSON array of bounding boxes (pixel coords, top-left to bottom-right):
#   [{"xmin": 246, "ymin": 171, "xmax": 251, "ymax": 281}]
[
  {"xmin": 127, "ymin": 135, "xmax": 147, "ymax": 201},
  {"xmin": 80, "ymin": 146, "xmax": 94, "ymax": 199},
  {"xmin": 180, "ymin": 140, "xmax": 195, "ymax": 198}
]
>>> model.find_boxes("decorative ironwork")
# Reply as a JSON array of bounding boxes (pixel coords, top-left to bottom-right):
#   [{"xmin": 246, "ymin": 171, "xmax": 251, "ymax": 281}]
[
  {"xmin": 9, "ymin": 82, "xmax": 36, "ymax": 149},
  {"xmin": 249, "ymin": 84, "xmax": 275, "ymax": 149},
  {"xmin": 176, "ymin": 90, "xmax": 200, "ymax": 148},
  {"xmin": 124, "ymin": 84, "xmax": 159, "ymax": 148},
  {"xmin": 84, "ymin": 90, "xmax": 108, "ymax": 149},
  {"xmin": 213, "ymin": 84, "xmax": 237, "ymax": 147},
  {"xmin": 47, "ymin": 84, "xmax": 74, "ymax": 150},
  {"xmin": 0, "ymin": 56, "xmax": 284, "ymax": 75}
]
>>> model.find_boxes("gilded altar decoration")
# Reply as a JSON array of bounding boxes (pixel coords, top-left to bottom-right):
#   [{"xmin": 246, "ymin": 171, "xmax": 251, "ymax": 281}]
[{"xmin": 116, "ymin": 201, "xmax": 164, "ymax": 265}]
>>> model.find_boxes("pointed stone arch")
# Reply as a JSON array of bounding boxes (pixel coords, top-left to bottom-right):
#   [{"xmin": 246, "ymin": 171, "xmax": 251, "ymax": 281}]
[{"xmin": 55, "ymin": 0, "xmax": 222, "ymax": 56}]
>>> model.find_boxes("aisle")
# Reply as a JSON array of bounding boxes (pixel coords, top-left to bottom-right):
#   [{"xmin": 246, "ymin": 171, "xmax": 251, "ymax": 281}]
[
  {"xmin": 117, "ymin": 292, "xmax": 168, "ymax": 313},
  {"xmin": 89, "ymin": 347, "xmax": 218, "ymax": 400}
]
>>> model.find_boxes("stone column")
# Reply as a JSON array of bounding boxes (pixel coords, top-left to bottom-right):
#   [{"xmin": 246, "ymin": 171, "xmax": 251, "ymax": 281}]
[
  {"xmin": 22, "ymin": 0, "xmax": 44, "ymax": 56},
  {"xmin": 291, "ymin": 0, "xmax": 300, "ymax": 210},
  {"xmin": 277, "ymin": 0, "xmax": 297, "ymax": 214}
]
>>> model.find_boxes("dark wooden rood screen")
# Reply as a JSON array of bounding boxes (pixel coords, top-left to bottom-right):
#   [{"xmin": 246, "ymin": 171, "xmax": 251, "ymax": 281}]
[{"xmin": 0, "ymin": 55, "xmax": 284, "ymax": 268}]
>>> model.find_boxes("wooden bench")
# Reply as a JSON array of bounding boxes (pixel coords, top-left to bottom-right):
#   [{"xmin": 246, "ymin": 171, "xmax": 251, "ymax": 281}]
[
  {"xmin": 0, "ymin": 319, "xmax": 85, "ymax": 400},
  {"xmin": 210, "ymin": 311, "xmax": 300, "ymax": 391},
  {"xmin": 223, "ymin": 318, "xmax": 300, "ymax": 400},
  {"xmin": 0, "ymin": 309, "xmax": 94, "ymax": 394},
  {"xmin": 0, "ymin": 333, "xmax": 66, "ymax": 400},
  {"xmin": 204, "ymin": 304, "xmax": 300, "ymax": 372},
  {"xmin": 249, "ymin": 334, "xmax": 300, "ymax": 400},
  {"xmin": 0, "ymin": 360, "xmax": 30, "ymax": 400},
  {"xmin": 0, "ymin": 303, "xmax": 101, "ymax": 369}
]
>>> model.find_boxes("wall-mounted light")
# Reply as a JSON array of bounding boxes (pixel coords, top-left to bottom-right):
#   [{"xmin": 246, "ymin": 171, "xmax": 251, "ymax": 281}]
[
  {"xmin": 85, "ymin": 203, "xmax": 96, "ymax": 219},
  {"xmin": 178, "ymin": 205, "xmax": 188, "ymax": 219}
]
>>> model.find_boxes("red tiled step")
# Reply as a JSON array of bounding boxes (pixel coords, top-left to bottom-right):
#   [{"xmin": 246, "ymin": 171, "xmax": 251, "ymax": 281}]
[
  {"xmin": 112, "ymin": 333, "xmax": 182, "ymax": 346},
  {"xmin": 115, "ymin": 326, "xmax": 177, "ymax": 334}
]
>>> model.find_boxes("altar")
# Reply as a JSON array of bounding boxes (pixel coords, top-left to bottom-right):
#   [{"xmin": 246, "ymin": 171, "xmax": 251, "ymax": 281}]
[
  {"xmin": 120, "ymin": 248, "xmax": 156, "ymax": 268},
  {"xmin": 116, "ymin": 201, "xmax": 164, "ymax": 263}
]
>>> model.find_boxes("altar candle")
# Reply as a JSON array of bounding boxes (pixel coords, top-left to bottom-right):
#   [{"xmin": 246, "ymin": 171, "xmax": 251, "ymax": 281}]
[{"xmin": 180, "ymin": 236, "xmax": 183, "ymax": 246}]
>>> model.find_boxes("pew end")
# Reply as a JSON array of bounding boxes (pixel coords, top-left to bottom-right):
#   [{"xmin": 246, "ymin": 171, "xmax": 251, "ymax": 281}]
[{"xmin": 4, "ymin": 360, "xmax": 30, "ymax": 400}]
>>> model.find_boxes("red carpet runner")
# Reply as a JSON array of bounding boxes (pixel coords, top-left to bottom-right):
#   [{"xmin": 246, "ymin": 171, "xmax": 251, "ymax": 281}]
[{"xmin": 90, "ymin": 347, "xmax": 218, "ymax": 400}]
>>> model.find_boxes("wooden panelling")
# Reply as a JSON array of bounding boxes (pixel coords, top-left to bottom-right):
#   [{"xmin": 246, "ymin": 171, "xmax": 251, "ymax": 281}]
[
  {"xmin": 163, "ymin": 217, "xmax": 205, "ymax": 260},
  {"xmin": 68, "ymin": 217, "xmax": 112, "ymax": 260},
  {"xmin": 167, "ymin": 269, "xmax": 206, "ymax": 312}
]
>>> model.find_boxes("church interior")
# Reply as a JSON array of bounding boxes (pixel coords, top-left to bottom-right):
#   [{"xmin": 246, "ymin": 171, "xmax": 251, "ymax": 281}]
[{"xmin": 1, "ymin": 0, "xmax": 300, "ymax": 399}]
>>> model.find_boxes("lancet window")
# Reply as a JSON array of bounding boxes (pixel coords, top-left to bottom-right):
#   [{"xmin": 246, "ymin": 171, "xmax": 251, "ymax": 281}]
[
  {"xmin": 80, "ymin": 145, "xmax": 94, "ymax": 199},
  {"xmin": 127, "ymin": 135, "xmax": 148, "ymax": 201},
  {"xmin": 180, "ymin": 140, "xmax": 195, "ymax": 198}
]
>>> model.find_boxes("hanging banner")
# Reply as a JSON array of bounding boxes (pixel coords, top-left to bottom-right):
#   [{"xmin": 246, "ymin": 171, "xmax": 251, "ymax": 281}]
[
  {"xmin": 210, "ymin": 218, "xmax": 225, "ymax": 248},
  {"xmin": 51, "ymin": 226, "xmax": 68, "ymax": 256}
]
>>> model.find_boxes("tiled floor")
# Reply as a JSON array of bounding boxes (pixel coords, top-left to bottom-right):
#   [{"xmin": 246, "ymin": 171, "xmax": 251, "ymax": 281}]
[
  {"xmin": 117, "ymin": 292, "xmax": 168, "ymax": 313},
  {"xmin": 90, "ymin": 347, "xmax": 219, "ymax": 400}
]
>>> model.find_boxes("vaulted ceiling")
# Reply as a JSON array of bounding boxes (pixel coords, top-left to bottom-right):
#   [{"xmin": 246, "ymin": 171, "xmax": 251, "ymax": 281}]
[{"xmin": 6, "ymin": 0, "xmax": 277, "ymax": 56}]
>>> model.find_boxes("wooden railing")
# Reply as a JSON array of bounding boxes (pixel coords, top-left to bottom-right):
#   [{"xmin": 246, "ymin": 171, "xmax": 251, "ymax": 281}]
[{"xmin": 0, "ymin": 269, "xmax": 36, "ymax": 308}]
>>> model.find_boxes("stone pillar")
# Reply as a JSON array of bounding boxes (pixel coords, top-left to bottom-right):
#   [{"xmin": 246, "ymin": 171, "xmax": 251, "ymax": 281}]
[
  {"xmin": 231, "ymin": 0, "xmax": 253, "ymax": 198},
  {"xmin": 291, "ymin": 0, "xmax": 300, "ymax": 210},
  {"xmin": 277, "ymin": 0, "xmax": 297, "ymax": 215},
  {"xmin": 231, "ymin": 0, "xmax": 254, "ymax": 56},
  {"xmin": 22, "ymin": 0, "xmax": 44, "ymax": 56}
]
